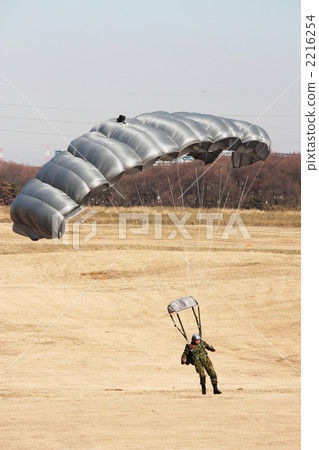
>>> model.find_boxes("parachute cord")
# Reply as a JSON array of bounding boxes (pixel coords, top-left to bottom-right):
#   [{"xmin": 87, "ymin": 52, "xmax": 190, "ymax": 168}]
[
  {"xmin": 193, "ymin": 157, "xmax": 268, "ymax": 329},
  {"xmin": 155, "ymin": 193, "xmax": 182, "ymax": 302},
  {"xmin": 103, "ymin": 191, "xmax": 169, "ymax": 311},
  {"xmin": 191, "ymin": 306, "xmax": 202, "ymax": 337},
  {"xmin": 176, "ymin": 313, "xmax": 189, "ymax": 342},
  {"xmin": 237, "ymin": 161, "xmax": 265, "ymax": 209},
  {"xmin": 176, "ymin": 163, "xmax": 192, "ymax": 294},
  {"xmin": 149, "ymin": 178, "xmax": 191, "ymax": 308},
  {"xmin": 193, "ymin": 156, "xmax": 264, "ymax": 298},
  {"xmin": 136, "ymin": 185, "xmax": 143, "ymax": 206},
  {"xmin": 143, "ymin": 178, "xmax": 183, "ymax": 309},
  {"xmin": 94, "ymin": 198, "xmax": 167, "ymax": 306},
  {"xmin": 218, "ymin": 165, "xmax": 223, "ymax": 207},
  {"xmin": 237, "ymin": 176, "xmax": 249, "ymax": 210},
  {"xmin": 193, "ymin": 164, "xmax": 205, "ymax": 298},
  {"xmin": 177, "ymin": 151, "xmax": 226, "ymax": 201},
  {"xmin": 194, "ymin": 157, "xmax": 265, "ymax": 302},
  {"xmin": 219, "ymin": 163, "xmax": 233, "ymax": 206},
  {"xmin": 193, "ymin": 159, "xmax": 233, "ymax": 300},
  {"xmin": 116, "ymin": 196, "xmax": 174, "ymax": 315},
  {"xmin": 96, "ymin": 192, "xmax": 171, "ymax": 312},
  {"xmin": 124, "ymin": 181, "xmax": 174, "ymax": 311},
  {"xmin": 179, "ymin": 152, "xmax": 228, "ymax": 299},
  {"xmin": 178, "ymin": 252, "xmax": 301, "ymax": 376},
  {"xmin": 127, "ymin": 199, "xmax": 169, "ymax": 309},
  {"xmin": 167, "ymin": 173, "xmax": 193, "ymax": 295}
]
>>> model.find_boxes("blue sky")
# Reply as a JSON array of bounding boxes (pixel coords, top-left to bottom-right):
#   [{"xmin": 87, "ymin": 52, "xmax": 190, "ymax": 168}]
[{"xmin": 0, "ymin": 0, "xmax": 300, "ymax": 165}]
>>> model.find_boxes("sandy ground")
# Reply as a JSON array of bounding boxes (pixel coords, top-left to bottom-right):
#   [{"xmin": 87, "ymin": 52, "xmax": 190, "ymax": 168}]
[{"xmin": 0, "ymin": 212, "xmax": 300, "ymax": 449}]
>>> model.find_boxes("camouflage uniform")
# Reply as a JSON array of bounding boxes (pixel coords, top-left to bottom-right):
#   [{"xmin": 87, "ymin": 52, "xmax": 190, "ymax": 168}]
[{"xmin": 181, "ymin": 339, "xmax": 218, "ymax": 389}]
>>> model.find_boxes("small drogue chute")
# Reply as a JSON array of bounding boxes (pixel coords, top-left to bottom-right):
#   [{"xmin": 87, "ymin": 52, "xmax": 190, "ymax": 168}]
[{"xmin": 167, "ymin": 296, "xmax": 201, "ymax": 342}]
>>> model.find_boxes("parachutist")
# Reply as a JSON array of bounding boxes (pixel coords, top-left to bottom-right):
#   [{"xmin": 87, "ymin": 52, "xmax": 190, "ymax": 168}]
[{"xmin": 181, "ymin": 333, "xmax": 222, "ymax": 395}]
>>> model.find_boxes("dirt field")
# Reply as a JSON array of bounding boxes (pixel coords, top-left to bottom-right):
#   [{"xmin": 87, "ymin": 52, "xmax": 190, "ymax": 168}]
[{"xmin": 0, "ymin": 207, "xmax": 300, "ymax": 449}]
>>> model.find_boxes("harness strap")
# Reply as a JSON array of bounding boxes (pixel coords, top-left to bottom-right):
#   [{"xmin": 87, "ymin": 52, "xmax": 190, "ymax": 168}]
[{"xmin": 169, "ymin": 314, "xmax": 188, "ymax": 341}]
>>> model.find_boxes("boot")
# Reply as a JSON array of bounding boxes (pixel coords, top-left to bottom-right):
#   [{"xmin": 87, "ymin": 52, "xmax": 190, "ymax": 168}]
[
  {"xmin": 213, "ymin": 383, "xmax": 222, "ymax": 395},
  {"xmin": 200, "ymin": 376, "xmax": 206, "ymax": 395}
]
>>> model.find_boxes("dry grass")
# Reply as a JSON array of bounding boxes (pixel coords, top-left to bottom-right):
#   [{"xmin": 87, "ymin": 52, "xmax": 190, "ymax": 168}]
[
  {"xmin": 1, "ymin": 205, "xmax": 301, "ymax": 227},
  {"xmin": 88, "ymin": 206, "xmax": 301, "ymax": 227}
]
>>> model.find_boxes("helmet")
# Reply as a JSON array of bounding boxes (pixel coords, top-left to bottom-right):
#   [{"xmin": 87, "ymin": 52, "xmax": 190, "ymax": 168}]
[{"xmin": 192, "ymin": 333, "xmax": 201, "ymax": 341}]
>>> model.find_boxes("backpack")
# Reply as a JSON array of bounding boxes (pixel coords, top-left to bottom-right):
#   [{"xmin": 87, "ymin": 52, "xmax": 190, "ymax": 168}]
[
  {"xmin": 185, "ymin": 341, "xmax": 208, "ymax": 365},
  {"xmin": 186, "ymin": 345, "xmax": 195, "ymax": 365}
]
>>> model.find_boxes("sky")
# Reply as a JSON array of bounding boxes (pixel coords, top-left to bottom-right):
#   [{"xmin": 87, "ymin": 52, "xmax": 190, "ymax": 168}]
[{"xmin": 1, "ymin": 0, "xmax": 301, "ymax": 165}]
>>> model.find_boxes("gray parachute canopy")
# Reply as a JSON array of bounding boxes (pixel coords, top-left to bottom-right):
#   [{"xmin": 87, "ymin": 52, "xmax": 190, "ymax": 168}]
[
  {"xmin": 10, "ymin": 111, "xmax": 272, "ymax": 241},
  {"xmin": 167, "ymin": 296, "xmax": 201, "ymax": 341},
  {"xmin": 167, "ymin": 296, "xmax": 199, "ymax": 314}
]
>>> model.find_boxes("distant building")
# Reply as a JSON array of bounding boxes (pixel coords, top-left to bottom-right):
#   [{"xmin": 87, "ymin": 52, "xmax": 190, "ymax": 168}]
[
  {"xmin": 155, "ymin": 155, "xmax": 195, "ymax": 165},
  {"xmin": 177, "ymin": 155, "xmax": 194, "ymax": 162}
]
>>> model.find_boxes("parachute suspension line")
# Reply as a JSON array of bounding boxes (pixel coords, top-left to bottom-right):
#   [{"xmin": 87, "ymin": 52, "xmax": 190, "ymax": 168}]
[
  {"xmin": 178, "ymin": 253, "xmax": 301, "ymax": 376},
  {"xmin": 136, "ymin": 185, "xmax": 143, "ymax": 206},
  {"xmin": 153, "ymin": 171, "xmax": 189, "ymax": 302},
  {"xmin": 176, "ymin": 313, "xmax": 189, "ymax": 341},
  {"xmin": 167, "ymin": 296, "xmax": 200, "ymax": 342},
  {"xmin": 195, "ymin": 165, "xmax": 205, "ymax": 295},
  {"xmin": 218, "ymin": 161, "xmax": 264, "ymax": 292},
  {"xmin": 194, "ymin": 155, "xmax": 250, "ymax": 300},
  {"xmin": 167, "ymin": 173, "xmax": 192, "ymax": 294},
  {"xmin": 218, "ymin": 166, "xmax": 223, "ymax": 206},
  {"xmin": 193, "ymin": 158, "xmax": 232, "ymax": 299},
  {"xmin": 176, "ymin": 163, "xmax": 192, "ymax": 294},
  {"xmin": 219, "ymin": 162, "xmax": 233, "ymax": 208},
  {"xmin": 237, "ymin": 175, "xmax": 249, "ymax": 210},
  {"xmin": 169, "ymin": 313, "xmax": 188, "ymax": 341},
  {"xmin": 130, "ymin": 207, "xmax": 168, "ymax": 309},
  {"xmin": 237, "ymin": 161, "xmax": 265, "ymax": 209},
  {"xmin": 197, "ymin": 306, "xmax": 202, "ymax": 335},
  {"xmin": 155, "ymin": 192, "xmax": 179, "ymax": 295},
  {"xmin": 177, "ymin": 150, "xmax": 226, "ymax": 200},
  {"xmin": 194, "ymin": 164, "xmax": 203, "ymax": 276},
  {"xmin": 194, "ymin": 164, "xmax": 205, "ymax": 238},
  {"xmin": 195, "ymin": 159, "xmax": 266, "ymax": 300},
  {"xmin": 167, "ymin": 174, "xmax": 175, "ymax": 207},
  {"xmin": 108, "ymin": 192, "xmax": 170, "ymax": 311},
  {"xmin": 127, "ymin": 180, "xmax": 171, "ymax": 310},
  {"xmin": 194, "ymin": 166, "xmax": 201, "ymax": 208},
  {"xmin": 191, "ymin": 306, "xmax": 202, "ymax": 337},
  {"xmin": 107, "ymin": 197, "xmax": 150, "ymax": 286},
  {"xmin": 151, "ymin": 184, "xmax": 185, "ymax": 301}
]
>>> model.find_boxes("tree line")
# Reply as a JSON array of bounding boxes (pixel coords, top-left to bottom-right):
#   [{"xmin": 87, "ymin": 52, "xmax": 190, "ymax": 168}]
[
  {"xmin": 0, "ymin": 153, "xmax": 300, "ymax": 209},
  {"xmin": 91, "ymin": 153, "xmax": 300, "ymax": 210}
]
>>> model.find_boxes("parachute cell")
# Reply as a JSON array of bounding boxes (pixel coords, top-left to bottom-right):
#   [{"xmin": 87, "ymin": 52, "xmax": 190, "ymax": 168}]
[
  {"xmin": 167, "ymin": 296, "xmax": 199, "ymax": 314},
  {"xmin": 10, "ymin": 111, "xmax": 272, "ymax": 241}
]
